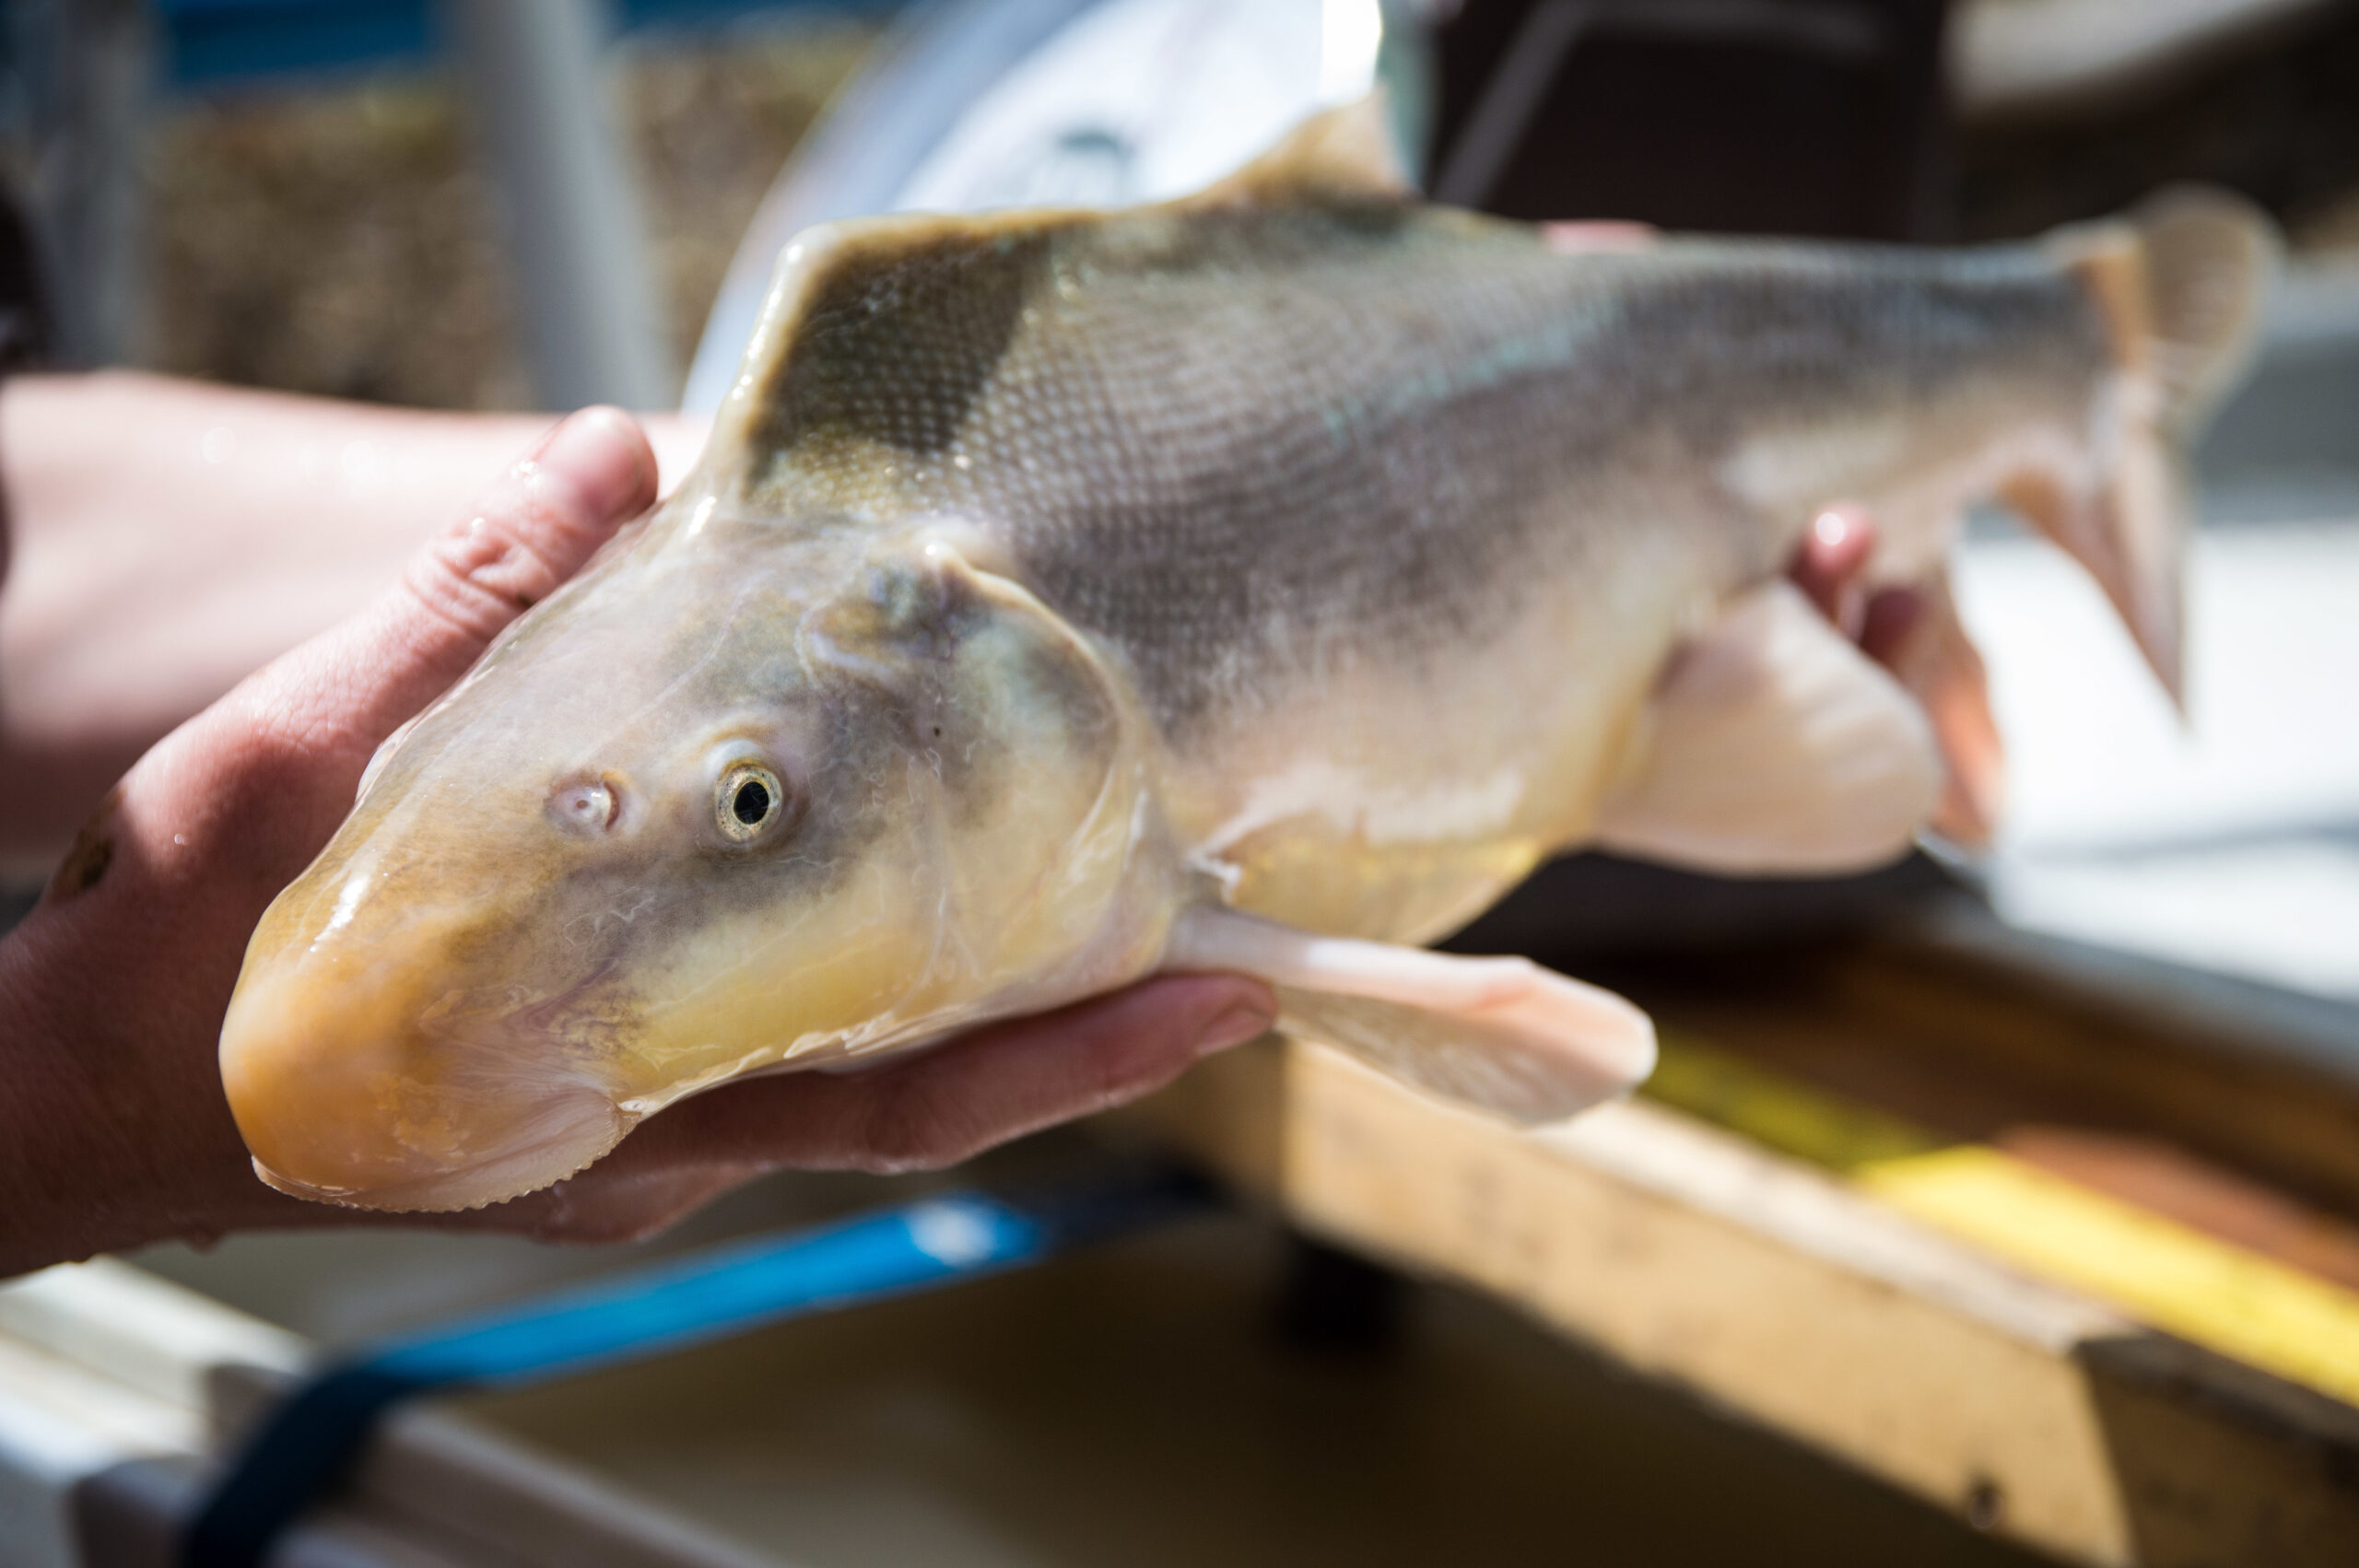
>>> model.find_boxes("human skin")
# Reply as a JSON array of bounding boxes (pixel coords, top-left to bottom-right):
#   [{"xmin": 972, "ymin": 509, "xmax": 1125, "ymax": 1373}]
[
  {"xmin": 0, "ymin": 372, "xmax": 711, "ymax": 870},
  {"xmin": 0, "ymin": 400, "xmax": 1276, "ymax": 1275},
  {"xmin": 0, "ymin": 369, "xmax": 1904, "ymax": 1277}
]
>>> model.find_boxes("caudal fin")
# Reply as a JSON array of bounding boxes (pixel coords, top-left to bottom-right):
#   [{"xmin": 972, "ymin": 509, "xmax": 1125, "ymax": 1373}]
[
  {"xmin": 2027, "ymin": 187, "xmax": 2277, "ymax": 705},
  {"xmin": 2130, "ymin": 188, "xmax": 2278, "ymax": 434}
]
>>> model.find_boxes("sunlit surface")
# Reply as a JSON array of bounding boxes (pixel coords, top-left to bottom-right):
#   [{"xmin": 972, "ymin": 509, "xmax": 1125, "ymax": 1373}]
[
  {"xmin": 132, "ymin": 1180, "xmax": 2044, "ymax": 1568},
  {"xmin": 1961, "ymin": 521, "xmax": 2359, "ymax": 1001}
]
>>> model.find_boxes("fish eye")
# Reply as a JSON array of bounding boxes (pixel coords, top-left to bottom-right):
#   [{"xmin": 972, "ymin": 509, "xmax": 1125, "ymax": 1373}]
[
  {"xmin": 548, "ymin": 775, "xmax": 618, "ymax": 834},
  {"xmin": 715, "ymin": 761, "xmax": 786, "ymax": 844}
]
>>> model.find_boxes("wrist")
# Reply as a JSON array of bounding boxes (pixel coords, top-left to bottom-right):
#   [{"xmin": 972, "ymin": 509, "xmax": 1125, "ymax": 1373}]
[{"xmin": 0, "ymin": 778, "xmax": 318, "ymax": 1272}]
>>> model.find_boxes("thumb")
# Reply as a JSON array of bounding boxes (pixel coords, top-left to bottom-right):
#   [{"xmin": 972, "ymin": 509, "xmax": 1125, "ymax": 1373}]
[
  {"xmin": 254, "ymin": 405, "xmax": 653, "ymax": 769},
  {"xmin": 196, "ymin": 406, "xmax": 653, "ymax": 864},
  {"xmin": 332, "ymin": 404, "xmax": 657, "ymax": 747}
]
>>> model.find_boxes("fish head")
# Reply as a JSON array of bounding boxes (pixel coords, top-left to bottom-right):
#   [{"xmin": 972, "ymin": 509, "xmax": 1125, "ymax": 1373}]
[{"xmin": 221, "ymin": 509, "xmax": 1157, "ymax": 1211}]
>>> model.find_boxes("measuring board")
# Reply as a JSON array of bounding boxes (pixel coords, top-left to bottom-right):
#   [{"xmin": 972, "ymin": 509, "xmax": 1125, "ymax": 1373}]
[{"xmin": 1119, "ymin": 904, "xmax": 2359, "ymax": 1567}]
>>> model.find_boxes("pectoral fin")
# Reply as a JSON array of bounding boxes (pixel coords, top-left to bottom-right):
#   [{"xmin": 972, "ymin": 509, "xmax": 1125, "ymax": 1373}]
[
  {"xmin": 1164, "ymin": 907, "xmax": 1656, "ymax": 1124},
  {"xmin": 1596, "ymin": 579, "xmax": 1942, "ymax": 874}
]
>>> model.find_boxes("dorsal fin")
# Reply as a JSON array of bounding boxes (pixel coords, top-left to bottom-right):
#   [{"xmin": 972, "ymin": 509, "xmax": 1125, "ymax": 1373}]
[
  {"xmin": 707, "ymin": 209, "xmax": 1072, "ymax": 491},
  {"xmin": 703, "ymin": 95, "xmax": 1415, "ymax": 490},
  {"xmin": 1191, "ymin": 93, "xmax": 1414, "ymax": 208}
]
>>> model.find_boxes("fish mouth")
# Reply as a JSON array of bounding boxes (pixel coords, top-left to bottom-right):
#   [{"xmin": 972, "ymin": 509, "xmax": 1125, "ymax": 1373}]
[{"xmin": 220, "ymin": 952, "xmax": 636, "ymax": 1212}]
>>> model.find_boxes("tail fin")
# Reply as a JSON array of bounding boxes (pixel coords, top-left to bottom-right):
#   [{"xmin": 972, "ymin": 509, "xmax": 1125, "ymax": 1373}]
[
  {"xmin": 2130, "ymin": 188, "xmax": 2278, "ymax": 434},
  {"xmin": 2027, "ymin": 188, "xmax": 2277, "ymax": 704}
]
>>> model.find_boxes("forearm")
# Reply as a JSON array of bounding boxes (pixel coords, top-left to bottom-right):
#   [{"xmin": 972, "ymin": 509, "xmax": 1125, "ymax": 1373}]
[
  {"xmin": 0, "ymin": 373, "xmax": 703, "ymax": 872},
  {"xmin": 0, "ymin": 374, "xmax": 545, "ymax": 867}
]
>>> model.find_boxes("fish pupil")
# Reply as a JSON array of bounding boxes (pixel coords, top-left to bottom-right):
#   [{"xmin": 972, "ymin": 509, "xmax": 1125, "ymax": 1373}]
[{"xmin": 733, "ymin": 779, "xmax": 771, "ymax": 825}]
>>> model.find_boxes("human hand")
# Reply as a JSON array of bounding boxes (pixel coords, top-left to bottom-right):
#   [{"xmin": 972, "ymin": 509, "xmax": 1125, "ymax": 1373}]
[
  {"xmin": 1785, "ymin": 500, "xmax": 1922, "ymax": 661},
  {"xmin": 0, "ymin": 407, "xmax": 1272, "ymax": 1273},
  {"xmin": 0, "ymin": 373, "xmax": 710, "ymax": 871},
  {"xmin": 1536, "ymin": 222, "xmax": 1988, "ymax": 834},
  {"xmin": 1786, "ymin": 501, "xmax": 2001, "ymax": 847}
]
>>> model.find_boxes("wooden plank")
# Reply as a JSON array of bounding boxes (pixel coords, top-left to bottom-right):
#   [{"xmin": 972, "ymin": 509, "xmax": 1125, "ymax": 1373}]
[
  {"xmin": 1638, "ymin": 1029, "xmax": 2359, "ymax": 1404},
  {"xmin": 1122, "ymin": 1037, "xmax": 2359, "ymax": 1567},
  {"xmin": 1823, "ymin": 927, "xmax": 2359, "ymax": 1218},
  {"xmin": 1620, "ymin": 910, "xmax": 2359, "ymax": 1292}
]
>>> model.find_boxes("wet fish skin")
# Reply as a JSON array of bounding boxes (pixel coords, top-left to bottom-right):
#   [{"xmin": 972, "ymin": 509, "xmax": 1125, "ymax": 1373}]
[
  {"xmin": 223, "ymin": 509, "xmax": 1175, "ymax": 1207},
  {"xmin": 218, "ymin": 107, "xmax": 2270, "ymax": 1211},
  {"xmin": 717, "ymin": 199, "xmax": 2118, "ymax": 935}
]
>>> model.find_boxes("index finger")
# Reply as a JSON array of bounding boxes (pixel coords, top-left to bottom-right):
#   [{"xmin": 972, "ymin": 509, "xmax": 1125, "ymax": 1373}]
[{"xmin": 609, "ymin": 973, "xmax": 1278, "ymax": 1179}]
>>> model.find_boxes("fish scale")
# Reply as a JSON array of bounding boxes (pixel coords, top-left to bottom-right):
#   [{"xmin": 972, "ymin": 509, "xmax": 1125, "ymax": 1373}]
[
  {"xmin": 749, "ymin": 210, "xmax": 2099, "ymax": 743},
  {"xmin": 216, "ymin": 100, "xmax": 2272, "ymax": 1212}
]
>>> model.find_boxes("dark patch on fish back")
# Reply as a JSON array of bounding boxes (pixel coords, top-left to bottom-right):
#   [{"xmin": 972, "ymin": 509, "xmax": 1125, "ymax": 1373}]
[{"xmin": 751, "ymin": 229, "xmax": 1060, "ymax": 463}]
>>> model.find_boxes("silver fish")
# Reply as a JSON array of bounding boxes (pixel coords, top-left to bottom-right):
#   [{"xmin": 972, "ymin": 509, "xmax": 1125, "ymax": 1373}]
[{"xmin": 219, "ymin": 101, "xmax": 2271, "ymax": 1211}]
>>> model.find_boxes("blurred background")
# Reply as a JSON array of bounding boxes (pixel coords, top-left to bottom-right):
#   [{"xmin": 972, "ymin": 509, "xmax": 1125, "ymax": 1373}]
[
  {"xmin": 11, "ymin": 0, "xmax": 2358, "ymax": 407},
  {"xmin": 5, "ymin": 0, "xmax": 2356, "ymax": 1008},
  {"xmin": 3, "ymin": 3, "xmax": 2358, "ymax": 1565}
]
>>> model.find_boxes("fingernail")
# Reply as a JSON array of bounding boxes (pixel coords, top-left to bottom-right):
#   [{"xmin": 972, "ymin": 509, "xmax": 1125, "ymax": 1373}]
[
  {"xmin": 1194, "ymin": 1002, "xmax": 1275, "ymax": 1057},
  {"xmin": 532, "ymin": 407, "xmax": 650, "ymax": 522}
]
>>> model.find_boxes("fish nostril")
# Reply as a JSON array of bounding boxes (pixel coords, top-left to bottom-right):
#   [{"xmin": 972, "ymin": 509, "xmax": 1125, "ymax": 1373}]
[{"xmin": 549, "ymin": 774, "xmax": 620, "ymax": 834}]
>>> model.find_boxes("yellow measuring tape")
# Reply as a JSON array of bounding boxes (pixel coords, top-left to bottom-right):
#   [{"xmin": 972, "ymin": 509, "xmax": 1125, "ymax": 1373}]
[{"xmin": 1647, "ymin": 1034, "xmax": 2359, "ymax": 1406}]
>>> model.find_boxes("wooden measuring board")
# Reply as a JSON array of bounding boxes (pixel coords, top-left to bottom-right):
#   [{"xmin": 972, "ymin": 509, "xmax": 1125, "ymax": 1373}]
[{"xmin": 1119, "ymin": 910, "xmax": 2359, "ymax": 1568}]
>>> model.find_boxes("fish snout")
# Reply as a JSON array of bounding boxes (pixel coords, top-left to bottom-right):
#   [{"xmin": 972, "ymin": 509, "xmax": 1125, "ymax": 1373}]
[{"xmin": 219, "ymin": 943, "xmax": 632, "ymax": 1213}]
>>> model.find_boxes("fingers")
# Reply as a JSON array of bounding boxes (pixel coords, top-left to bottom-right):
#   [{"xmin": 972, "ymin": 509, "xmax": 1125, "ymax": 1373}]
[
  {"xmin": 1789, "ymin": 504, "xmax": 1877, "ymax": 638},
  {"xmin": 252, "ymin": 407, "xmax": 651, "ymax": 772},
  {"xmin": 1782, "ymin": 502, "xmax": 1992, "ymax": 840},
  {"xmin": 1859, "ymin": 584, "xmax": 1926, "ymax": 668},
  {"xmin": 617, "ymin": 973, "xmax": 1277, "ymax": 1180},
  {"xmin": 375, "ymin": 405, "xmax": 655, "ymax": 727},
  {"xmin": 145, "ymin": 408, "xmax": 653, "ymax": 879}
]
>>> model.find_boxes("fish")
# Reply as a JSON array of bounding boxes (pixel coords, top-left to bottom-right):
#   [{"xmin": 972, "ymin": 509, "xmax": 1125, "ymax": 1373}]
[{"xmin": 217, "ymin": 99, "xmax": 2273, "ymax": 1212}]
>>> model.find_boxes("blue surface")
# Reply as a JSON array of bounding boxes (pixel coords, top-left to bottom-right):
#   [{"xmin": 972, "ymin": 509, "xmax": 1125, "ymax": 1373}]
[
  {"xmin": 159, "ymin": 0, "xmax": 440, "ymax": 88},
  {"xmin": 370, "ymin": 1195, "xmax": 1048, "ymax": 1386},
  {"xmin": 179, "ymin": 1166, "xmax": 1213, "ymax": 1568}
]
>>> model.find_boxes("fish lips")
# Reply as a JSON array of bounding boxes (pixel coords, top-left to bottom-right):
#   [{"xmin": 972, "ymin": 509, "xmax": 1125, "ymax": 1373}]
[{"xmin": 220, "ymin": 918, "xmax": 641, "ymax": 1212}]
